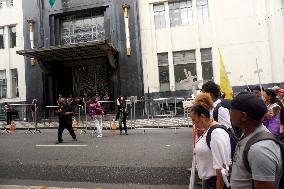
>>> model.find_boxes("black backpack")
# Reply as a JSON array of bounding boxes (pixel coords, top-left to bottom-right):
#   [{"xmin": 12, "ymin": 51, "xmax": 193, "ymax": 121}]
[
  {"xmin": 243, "ymin": 131, "xmax": 284, "ymax": 188},
  {"xmin": 206, "ymin": 124, "xmax": 239, "ymax": 174},
  {"xmin": 213, "ymin": 99, "xmax": 243, "ymax": 138}
]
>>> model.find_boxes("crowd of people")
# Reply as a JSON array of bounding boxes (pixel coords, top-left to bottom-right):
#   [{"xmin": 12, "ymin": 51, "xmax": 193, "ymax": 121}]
[
  {"xmin": 55, "ymin": 94, "xmax": 129, "ymax": 142},
  {"xmin": 190, "ymin": 81, "xmax": 283, "ymax": 189}
]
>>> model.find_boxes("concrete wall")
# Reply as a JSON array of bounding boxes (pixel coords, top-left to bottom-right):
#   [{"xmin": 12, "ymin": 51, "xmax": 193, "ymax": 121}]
[
  {"xmin": 0, "ymin": 0, "xmax": 26, "ymax": 103},
  {"xmin": 139, "ymin": 0, "xmax": 284, "ymax": 96}
]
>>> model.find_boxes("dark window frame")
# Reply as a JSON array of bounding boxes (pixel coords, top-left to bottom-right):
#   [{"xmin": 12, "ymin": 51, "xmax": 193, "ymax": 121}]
[{"xmin": 9, "ymin": 25, "xmax": 16, "ymax": 48}]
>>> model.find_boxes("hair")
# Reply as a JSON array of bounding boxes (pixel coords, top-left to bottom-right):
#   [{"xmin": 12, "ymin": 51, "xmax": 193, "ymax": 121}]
[
  {"xmin": 202, "ymin": 81, "xmax": 221, "ymax": 100},
  {"xmin": 253, "ymin": 86, "xmax": 264, "ymax": 91},
  {"xmin": 265, "ymin": 89, "xmax": 277, "ymax": 104},
  {"xmin": 191, "ymin": 93, "xmax": 213, "ymax": 118}
]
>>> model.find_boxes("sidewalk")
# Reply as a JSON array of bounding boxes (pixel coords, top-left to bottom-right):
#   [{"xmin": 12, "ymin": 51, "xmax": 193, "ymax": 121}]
[
  {"xmin": 0, "ymin": 117, "xmax": 192, "ymax": 130},
  {"xmin": 0, "ymin": 186, "xmax": 83, "ymax": 189}
]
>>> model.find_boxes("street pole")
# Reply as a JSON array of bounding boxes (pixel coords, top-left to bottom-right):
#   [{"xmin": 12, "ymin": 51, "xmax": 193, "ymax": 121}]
[
  {"xmin": 148, "ymin": 87, "xmax": 150, "ymax": 119},
  {"xmin": 255, "ymin": 59, "xmax": 264, "ymax": 99}
]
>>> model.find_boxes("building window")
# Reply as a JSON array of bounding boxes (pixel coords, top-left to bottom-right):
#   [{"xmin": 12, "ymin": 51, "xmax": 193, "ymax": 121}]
[
  {"xmin": 0, "ymin": 70, "xmax": 7, "ymax": 99},
  {"xmin": 201, "ymin": 48, "xmax": 213, "ymax": 82},
  {"xmin": 9, "ymin": 26, "xmax": 16, "ymax": 48},
  {"xmin": 197, "ymin": 0, "xmax": 209, "ymax": 24},
  {"xmin": 0, "ymin": 27, "xmax": 4, "ymax": 49},
  {"xmin": 158, "ymin": 53, "xmax": 170, "ymax": 91},
  {"xmin": 11, "ymin": 69, "xmax": 18, "ymax": 98},
  {"xmin": 6, "ymin": 0, "xmax": 13, "ymax": 7},
  {"xmin": 153, "ymin": 4, "xmax": 166, "ymax": 30},
  {"xmin": 169, "ymin": 0, "xmax": 192, "ymax": 27},
  {"xmin": 61, "ymin": 15, "xmax": 105, "ymax": 45},
  {"xmin": 174, "ymin": 50, "xmax": 196, "ymax": 90}
]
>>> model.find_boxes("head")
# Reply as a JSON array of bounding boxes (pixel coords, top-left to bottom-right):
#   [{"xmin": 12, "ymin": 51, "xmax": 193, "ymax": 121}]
[
  {"xmin": 230, "ymin": 93, "xmax": 267, "ymax": 130},
  {"xmin": 91, "ymin": 97, "xmax": 97, "ymax": 103},
  {"xmin": 190, "ymin": 93, "xmax": 214, "ymax": 130},
  {"xmin": 263, "ymin": 89, "xmax": 277, "ymax": 104},
  {"xmin": 60, "ymin": 98, "xmax": 67, "ymax": 105},
  {"xmin": 201, "ymin": 81, "xmax": 221, "ymax": 101},
  {"xmin": 67, "ymin": 98, "xmax": 73, "ymax": 104},
  {"xmin": 252, "ymin": 86, "xmax": 264, "ymax": 97},
  {"xmin": 277, "ymin": 89, "xmax": 284, "ymax": 99},
  {"xmin": 32, "ymin": 99, "xmax": 37, "ymax": 104}
]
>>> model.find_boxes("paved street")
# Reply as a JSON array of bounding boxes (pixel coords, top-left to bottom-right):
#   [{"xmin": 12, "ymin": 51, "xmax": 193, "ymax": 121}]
[{"xmin": 0, "ymin": 128, "xmax": 194, "ymax": 189}]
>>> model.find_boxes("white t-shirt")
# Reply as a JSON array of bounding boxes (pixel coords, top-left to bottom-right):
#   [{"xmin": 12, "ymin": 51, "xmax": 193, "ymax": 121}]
[
  {"xmin": 195, "ymin": 127, "xmax": 232, "ymax": 180},
  {"xmin": 210, "ymin": 99, "xmax": 232, "ymax": 129}
]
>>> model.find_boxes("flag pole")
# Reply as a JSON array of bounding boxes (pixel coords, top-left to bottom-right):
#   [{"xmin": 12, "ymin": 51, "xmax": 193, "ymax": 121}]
[{"xmin": 255, "ymin": 59, "xmax": 264, "ymax": 99}]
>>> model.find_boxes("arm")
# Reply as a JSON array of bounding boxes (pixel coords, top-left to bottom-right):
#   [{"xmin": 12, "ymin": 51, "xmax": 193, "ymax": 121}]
[
  {"xmin": 216, "ymin": 169, "xmax": 224, "ymax": 189},
  {"xmin": 210, "ymin": 129, "xmax": 231, "ymax": 189},
  {"xmin": 248, "ymin": 141, "xmax": 281, "ymax": 189},
  {"xmin": 218, "ymin": 107, "xmax": 231, "ymax": 128},
  {"xmin": 254, "ymin": 181, "xmax": 275, "ymax": 189}
]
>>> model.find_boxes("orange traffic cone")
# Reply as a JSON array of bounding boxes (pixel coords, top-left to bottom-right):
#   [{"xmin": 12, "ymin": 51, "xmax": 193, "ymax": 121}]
[
  {"xmin": 72, "ymin": 118, "xmax": 78, "ymax": 131},
  {"xmin": 9, "ymin": 121, "xmax": 16, "ymax": 134},
  {"xmin": 111, "ymin": 119, "xmax": 117, "ymax": 133}
]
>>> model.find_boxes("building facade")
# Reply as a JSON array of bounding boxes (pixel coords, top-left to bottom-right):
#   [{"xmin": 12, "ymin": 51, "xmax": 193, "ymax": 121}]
[
  {"xmin": 17, "ymin": 0, "xmax": 143, "ymax": 107},
  {"xmin": 0, "ymin": 0, "xmax": 25, "ymax": 103},
  {"xmin": 139, "ymin": 0, "xmax": 284, "ymax": 98}
]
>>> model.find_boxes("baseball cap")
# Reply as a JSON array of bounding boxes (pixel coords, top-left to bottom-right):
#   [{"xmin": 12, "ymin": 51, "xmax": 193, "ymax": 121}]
[
  {"xmin": 277, "ymin": 89, "xmax": 284, "ymax": 93},
  {"xmin": 231, "ymin": 93, "xmax": 267, "ymax": 121}
]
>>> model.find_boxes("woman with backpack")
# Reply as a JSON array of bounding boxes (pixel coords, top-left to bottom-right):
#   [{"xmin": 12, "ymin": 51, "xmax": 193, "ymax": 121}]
[{"xmin": 190, "ymin": 93, "xmax": 232, "ymax": 189}]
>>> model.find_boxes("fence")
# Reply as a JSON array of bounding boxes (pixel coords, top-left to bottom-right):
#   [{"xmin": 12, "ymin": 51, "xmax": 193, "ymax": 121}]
[
  {"xmin": 1, "ymin": 98, "xmax": 193, "ymax": 132},
  {"xmin": 2, "ymin": 103, "xmax": 41, "ymax": 134}
]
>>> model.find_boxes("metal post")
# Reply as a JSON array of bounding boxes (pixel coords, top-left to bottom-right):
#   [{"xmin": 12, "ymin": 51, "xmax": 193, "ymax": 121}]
[
  {"xmin": 148, "ymin": 87, "xmax": 150, "ymax": 119},
  {"xmin": 134, "ymin": 101, "xmax": 136, "ymax": 128},
  {"xmin": 130, "ymin": 104, "xmax": 133, "ymax": 129},
  {"xmin": 34, "ymin": 104, "xmax": 41, "ymax": 133},
  {"xmin": 175, "ymin": 98, "xmax": 177, "ymax": 116}
]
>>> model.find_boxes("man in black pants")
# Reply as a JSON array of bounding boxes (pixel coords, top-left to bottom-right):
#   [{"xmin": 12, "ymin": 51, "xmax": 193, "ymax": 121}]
[{"xmin": 56, "ymin": 98, "xmax": 77, "ymax": 144}]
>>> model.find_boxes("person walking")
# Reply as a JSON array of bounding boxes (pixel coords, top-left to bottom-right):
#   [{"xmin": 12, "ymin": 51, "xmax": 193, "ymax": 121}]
[
  {"xmin": 89, "ymin": 97, "xmax": 104, "ymax": 138},
  {"xmin": 116, "ymin": 96, "xmax": 128, "ymax": 135},
  {"xmin": 190, "ymin": 93, "xmax": 231, "ymax": 189},
  {"xmin": 3, "ymin": 102, "xmax": 12, "ymax": 126},
  {"xmin": 202, "ymin": 81, "xmax": 242, "ymax": 137},
  {"xmin": 56, "ymin": 98, "xmax": 77, "ymax": 144},
  {"xmin": 230, "ymin": 93, "xmax": 282, "ymax": 189},
  {"xmin": 263, "ymin": 89, "xmax": 282, "ymax": 136}
]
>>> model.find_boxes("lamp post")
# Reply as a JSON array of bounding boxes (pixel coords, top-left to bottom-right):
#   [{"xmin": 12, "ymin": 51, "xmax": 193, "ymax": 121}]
[
  {"xmin": 122, "ymin": 4, "xmax": 131, "ymax": 56},
  {"xmin": 27, "ymin": 19, "xmax": 37, "ymax": 66}
]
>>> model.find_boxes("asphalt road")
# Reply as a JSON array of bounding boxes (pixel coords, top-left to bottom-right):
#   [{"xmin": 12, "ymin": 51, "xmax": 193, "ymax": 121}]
[{"xmin": 0, "ymin": 128, "xmax": 194, "ymax": 189}]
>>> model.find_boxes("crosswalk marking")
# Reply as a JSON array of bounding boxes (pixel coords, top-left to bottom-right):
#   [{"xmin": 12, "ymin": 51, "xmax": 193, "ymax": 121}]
[{"xmin": 35, "ymin": 145, "xmax": 88, "ymax": 147}]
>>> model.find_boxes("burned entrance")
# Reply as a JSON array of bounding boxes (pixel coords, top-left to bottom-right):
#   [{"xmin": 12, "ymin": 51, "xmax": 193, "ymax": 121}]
[{"xmin": 53, "ymin": 58, "xmax": 114, "ymax": 99}]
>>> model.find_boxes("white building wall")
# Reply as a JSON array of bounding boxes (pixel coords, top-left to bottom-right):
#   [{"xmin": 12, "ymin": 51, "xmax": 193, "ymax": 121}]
[
  {"xmin": 0, "ymin": 0, "xmax": 26, "ymax": 102},
  {"xmin": 139, "ymin": 0, "xmax": 284, "ymax": 93}
]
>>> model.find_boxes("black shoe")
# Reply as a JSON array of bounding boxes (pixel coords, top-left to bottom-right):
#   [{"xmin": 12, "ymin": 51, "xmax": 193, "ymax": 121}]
[
  {"xmin": 56, "ymin": 141, "xmax": 63, "ymax": 144},
  {"xmin": 125, "ymin": 133, "xmax": 128, "ymax": 135},
  {"xmin": 73, "ymin": 138, "xmax": 77, "ymax": 141}
]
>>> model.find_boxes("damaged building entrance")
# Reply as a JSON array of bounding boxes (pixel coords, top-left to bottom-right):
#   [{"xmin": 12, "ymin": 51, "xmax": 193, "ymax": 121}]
[
  {"xmin": 53, "ymin": 58, "xmax": 115, "ymax": 99},
  {"xmin": 17, "ymin": 41, "xmax": 119, "ymax": 105}
]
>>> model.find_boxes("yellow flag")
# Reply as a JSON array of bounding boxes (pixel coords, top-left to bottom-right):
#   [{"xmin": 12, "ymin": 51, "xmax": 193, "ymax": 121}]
[{"xmin": 219, "ymin": 49, "xmax": 233, "ymax": 100}]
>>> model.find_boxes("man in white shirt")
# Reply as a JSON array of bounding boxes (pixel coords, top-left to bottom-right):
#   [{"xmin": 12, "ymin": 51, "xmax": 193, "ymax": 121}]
[{"xmin": 201, "ymin": 81, "xmax": 232, "ymax": 129}]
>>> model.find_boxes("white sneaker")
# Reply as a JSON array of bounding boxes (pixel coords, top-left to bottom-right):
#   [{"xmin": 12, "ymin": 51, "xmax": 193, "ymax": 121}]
[{"xmin": 97, "ymin": 134, "xmax": 102, "ymax": 138}]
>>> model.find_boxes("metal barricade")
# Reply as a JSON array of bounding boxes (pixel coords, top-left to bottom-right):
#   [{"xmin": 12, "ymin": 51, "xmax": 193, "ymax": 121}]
[{"xmin": 9, "ymin": 103, "xmax": 41, "ymax": 134}]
